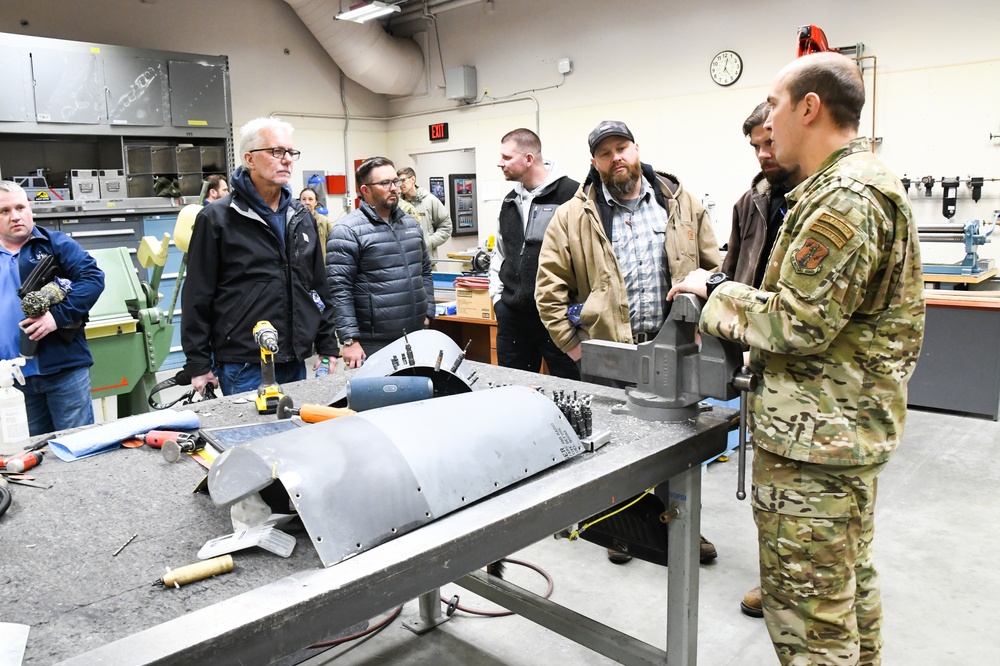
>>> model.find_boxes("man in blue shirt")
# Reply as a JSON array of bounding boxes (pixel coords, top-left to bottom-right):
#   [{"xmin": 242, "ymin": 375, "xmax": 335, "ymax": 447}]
[{"xmin": 0, "ymin": 181, "xmax": 105, "ymax": 435}]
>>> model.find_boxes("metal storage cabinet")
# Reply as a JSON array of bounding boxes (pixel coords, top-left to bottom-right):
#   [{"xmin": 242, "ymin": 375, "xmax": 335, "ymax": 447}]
[
  {"xmin": 0, "ymin": 31, "xmax": 234, "ymax": 199},
  {"xmin": 907, "ymin": 296, "xmax": 1000, "ymax": 420}
]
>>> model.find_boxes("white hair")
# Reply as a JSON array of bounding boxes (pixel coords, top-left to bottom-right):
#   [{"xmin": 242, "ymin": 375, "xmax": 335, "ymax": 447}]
[{"xmin": 239, "ymin": 117, "xmax": 295, "ymax": 168}]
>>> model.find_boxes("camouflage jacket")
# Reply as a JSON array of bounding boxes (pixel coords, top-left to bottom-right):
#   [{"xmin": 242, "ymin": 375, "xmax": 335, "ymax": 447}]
[{"xmin": 702, "ymin": 138, "xmax": 925, "ymax": 465}]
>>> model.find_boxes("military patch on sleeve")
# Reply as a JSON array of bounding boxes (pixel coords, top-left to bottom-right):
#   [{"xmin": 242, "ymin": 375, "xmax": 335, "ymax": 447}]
[
  {"xmin": 794, "ymin": 237, "xmax": 830, "ymax": 271},
  {"xmin": 809, "ymin": 212, "xmax": 855, "ymax": 249}
]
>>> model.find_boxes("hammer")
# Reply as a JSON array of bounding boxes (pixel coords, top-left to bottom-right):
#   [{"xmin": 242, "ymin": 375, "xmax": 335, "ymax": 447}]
[{"xmin": 276, "ymin": 396, "xmax": 356, "ymax": 423}]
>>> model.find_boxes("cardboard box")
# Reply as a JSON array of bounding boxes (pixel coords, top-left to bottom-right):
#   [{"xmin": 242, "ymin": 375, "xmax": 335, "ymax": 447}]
[{"xmin": 455, "ymin": 287, "xmax": 494, "ymax": 320}]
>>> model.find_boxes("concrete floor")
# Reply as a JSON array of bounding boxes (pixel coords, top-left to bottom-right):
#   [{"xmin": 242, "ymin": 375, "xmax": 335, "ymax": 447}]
[{"xmin": 278, "ymin": 406, "xmax": 999, "ymax": 666}]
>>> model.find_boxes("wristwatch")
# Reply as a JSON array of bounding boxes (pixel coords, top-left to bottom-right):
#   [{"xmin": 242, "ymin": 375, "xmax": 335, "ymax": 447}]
[
  {"xmin": 341, "ymin": 338, "xmax": 356, "ymax": 347},
  {"xmin": 705, "ymin": 272, "xmax": 729, "ymax": 299}
]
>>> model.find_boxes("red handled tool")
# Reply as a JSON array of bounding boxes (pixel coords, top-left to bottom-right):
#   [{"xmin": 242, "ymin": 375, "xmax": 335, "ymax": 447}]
[{"xmin": 0, "ymin": 451, "xmax": 44, "ymax": 474}]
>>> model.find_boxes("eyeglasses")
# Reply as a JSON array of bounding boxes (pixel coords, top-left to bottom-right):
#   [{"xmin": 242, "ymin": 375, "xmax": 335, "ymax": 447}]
[
  {"xmin": 248, "ymin": 147, "xmax": 301, "ymax": 161},
  {"xmin": 367, "ymin": 178, "xmax": 403, "ymax": 189}
]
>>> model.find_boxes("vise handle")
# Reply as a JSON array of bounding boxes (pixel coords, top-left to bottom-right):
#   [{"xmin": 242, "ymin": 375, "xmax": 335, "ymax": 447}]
[{"xmin": 731, "ymin": 366, "xmax": 758, "ymax": 501}]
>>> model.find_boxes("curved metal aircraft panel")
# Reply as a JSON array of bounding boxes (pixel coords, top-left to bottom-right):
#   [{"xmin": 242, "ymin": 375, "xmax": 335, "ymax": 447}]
[{"xmin": 208, "ymin": 386, "xmax": 584, "ymax": 567}]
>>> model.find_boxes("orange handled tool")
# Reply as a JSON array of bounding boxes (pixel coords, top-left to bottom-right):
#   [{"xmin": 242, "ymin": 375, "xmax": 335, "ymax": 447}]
[
  {"xmin": 276, "ymin": 396, "xmax": 355, "ymax": 423},
  {"xmin": 0, "ymin": 451, "xmax": 44, "ymax": 474}
]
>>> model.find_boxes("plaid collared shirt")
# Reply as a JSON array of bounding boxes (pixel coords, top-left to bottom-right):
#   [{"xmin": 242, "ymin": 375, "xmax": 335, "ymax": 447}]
[{"xmin": 605, "ymin": 177, "xmax": 669, "ymax": 335}]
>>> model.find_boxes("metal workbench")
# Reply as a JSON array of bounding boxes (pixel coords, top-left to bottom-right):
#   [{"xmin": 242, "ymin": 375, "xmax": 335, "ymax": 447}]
[{"xmin": 0, "ymin": 362, "xmax": 732, "ymax": 666}]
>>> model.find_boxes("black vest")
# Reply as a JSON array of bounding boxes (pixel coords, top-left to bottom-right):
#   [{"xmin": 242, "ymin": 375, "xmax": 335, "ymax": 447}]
[{"xmin": 497, "ymin": 175, "xmax": 579, "ymax": 312}]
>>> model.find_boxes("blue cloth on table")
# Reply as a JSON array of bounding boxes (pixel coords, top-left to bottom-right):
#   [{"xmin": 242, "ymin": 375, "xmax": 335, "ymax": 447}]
[
  {"xmin": 702, "ymin": 397, "xmax": 741, "ymax": 464},
  {"xmin": 48, "ymin": 409, "xmax": 201, "ymax": 461}
]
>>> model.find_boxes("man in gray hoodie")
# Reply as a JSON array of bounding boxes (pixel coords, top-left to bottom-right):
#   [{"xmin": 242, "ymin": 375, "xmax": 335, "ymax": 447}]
[{"xmin": 490, "ymin": 128, "xmax": 580, "ymax": 380}]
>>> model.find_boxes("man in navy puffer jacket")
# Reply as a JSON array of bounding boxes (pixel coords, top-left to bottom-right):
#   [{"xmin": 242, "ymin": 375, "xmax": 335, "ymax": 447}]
[{"xmin": 326, "ymin": 157, "xmax": 434, "ymax": 368}]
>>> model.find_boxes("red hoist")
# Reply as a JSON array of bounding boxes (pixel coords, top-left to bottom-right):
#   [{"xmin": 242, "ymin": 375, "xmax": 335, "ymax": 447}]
[{"xmin": 796, "ymin": 24, "xmax": 838, "ymax": 56}]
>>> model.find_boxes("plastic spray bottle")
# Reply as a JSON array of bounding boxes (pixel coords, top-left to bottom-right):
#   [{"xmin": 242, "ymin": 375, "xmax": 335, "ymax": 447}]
[{"xmin": 0, "ymin": 357, "xmax": 30, "ymax": 456}]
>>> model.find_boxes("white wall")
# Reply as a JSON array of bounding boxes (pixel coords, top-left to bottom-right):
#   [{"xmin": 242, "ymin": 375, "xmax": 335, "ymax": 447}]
[
  {"xmin": 384, "ymin": 0, "xmax": 1000, "ymax": 263},
  {"xmin": 3, "ymin": 0, "xmax": 999, "ymax": 264},
  {"xmin": 406, "ymin": 148, "xmax": 477, "ymax": 258}
]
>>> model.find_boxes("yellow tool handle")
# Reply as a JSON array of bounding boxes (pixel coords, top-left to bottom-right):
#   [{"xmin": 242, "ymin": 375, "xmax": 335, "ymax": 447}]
[
  {"xmin": 299, "ymin": 404, "xmax": 356, "ymax": 423},
  {"xmin": 161, "ymin": 554, "xmax": 234, "ymax": 588}
]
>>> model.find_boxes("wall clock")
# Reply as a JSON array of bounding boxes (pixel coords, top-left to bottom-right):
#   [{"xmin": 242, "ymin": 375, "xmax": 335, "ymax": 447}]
[{"xmin": 710, "ymin": 50, "xmax": 743, "ymax": 87}]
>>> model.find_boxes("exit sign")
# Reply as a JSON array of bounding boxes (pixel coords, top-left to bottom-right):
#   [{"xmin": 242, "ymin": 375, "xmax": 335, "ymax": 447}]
[{"xmin": 429, "ymin": 122, "xmax": 449, "ymax": 141}]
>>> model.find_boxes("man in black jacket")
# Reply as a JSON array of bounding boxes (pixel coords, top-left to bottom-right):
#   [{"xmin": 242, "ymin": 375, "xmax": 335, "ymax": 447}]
[
  {"xmin": 491, "ymin": 128, "xmax": 579, "ymax": 379},
  {"xmin": 326, "ymin": 157, "xmax": 434, "ymax": 368},
  {"xmin": 182, "ymin": 117, "xmax": 339, "ymax": 396}
]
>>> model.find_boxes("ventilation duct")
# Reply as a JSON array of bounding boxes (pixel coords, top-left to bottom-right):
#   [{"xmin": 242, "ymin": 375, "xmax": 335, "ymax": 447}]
[{"xmin": 284, "ymin": 0, "xmax": 424, "ymax": 96}]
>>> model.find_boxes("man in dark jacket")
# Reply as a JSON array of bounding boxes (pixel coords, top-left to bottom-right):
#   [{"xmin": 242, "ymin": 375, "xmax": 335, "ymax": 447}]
[
  {"xmin": 182, "ymin": 117, "xmax": 339, "ymax": 396},
  {"xmin": 0, "ymin": 181, "xmax": 105, "ymax": 435},
  {"xmin": 490, "ymin": 128, "xmax": 580, "ymax": 380},
  {"xmin": 326, "ymin": 157, "xmax": 434, "ymax": 368}
]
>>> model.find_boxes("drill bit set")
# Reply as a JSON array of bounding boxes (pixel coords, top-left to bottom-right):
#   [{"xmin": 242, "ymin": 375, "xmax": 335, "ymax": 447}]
[
  {"xmin": 540, "ymin": 389, "xmax": 611, "ymax": 452},
  {"xmin": 546, "ymin": 389, "xmax": 593, "ymax": 439}
]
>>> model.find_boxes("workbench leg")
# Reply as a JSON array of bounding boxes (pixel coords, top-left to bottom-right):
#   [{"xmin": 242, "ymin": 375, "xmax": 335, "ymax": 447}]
[
  {"xmin": 665, "ymin": 465, "xmax": 701, "ymax": 666},
  {"xmin": 401, "ymin": 588, "xmax": 452, "ymax": 635}
]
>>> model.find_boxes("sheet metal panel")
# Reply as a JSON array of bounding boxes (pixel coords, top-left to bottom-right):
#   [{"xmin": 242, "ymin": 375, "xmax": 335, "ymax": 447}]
[
  {"xmin": 103, "ymin": 55, "xmax": 168, "ymax": 127},
  {"xmin": 208, "ymin": 386, "xmax": 585, "ymax": 566},
  {"xmin": 0, "ymin": 47, "xmax": 34, "ymax": 122},
  {"xmin": 168, "ymin": 61, "xmax": 229, "ymax": 128},
  {"xmin": 31, "ymin": 48, "xmax": 105, "ymax": 124}
]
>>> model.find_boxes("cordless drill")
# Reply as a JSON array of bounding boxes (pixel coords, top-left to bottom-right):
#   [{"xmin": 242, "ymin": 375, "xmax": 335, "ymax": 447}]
[{"xmin": 252, "ymin": 320, "xmax": 284, "ymax": 415}]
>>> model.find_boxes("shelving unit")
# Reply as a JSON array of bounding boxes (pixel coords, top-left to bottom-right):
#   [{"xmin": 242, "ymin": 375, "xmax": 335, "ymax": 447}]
[
  {"xmin": 1, "ymin": 31, "xmax": 235, "ymax": 377},
  {"xmin": 0, "ymin": 31, "xmax": 233, "ymax": 195}
]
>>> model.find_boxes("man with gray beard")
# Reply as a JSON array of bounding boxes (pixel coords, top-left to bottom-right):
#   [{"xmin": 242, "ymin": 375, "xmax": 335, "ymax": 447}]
[{"xmin": 535, "ymin": 120, "xmax": 721, "ymax": 564}]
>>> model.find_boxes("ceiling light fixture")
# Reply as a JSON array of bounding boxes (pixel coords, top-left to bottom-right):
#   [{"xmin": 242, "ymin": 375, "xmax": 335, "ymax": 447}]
[{"xmin": 335, "ymin": 1, "xmax": 400, "ymax": 23}]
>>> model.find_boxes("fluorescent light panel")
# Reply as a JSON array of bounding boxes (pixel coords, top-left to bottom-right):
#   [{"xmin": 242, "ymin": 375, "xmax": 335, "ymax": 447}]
[{"xmin": 335, "ymin": 1, "xmax": 401, "ymax": 23}]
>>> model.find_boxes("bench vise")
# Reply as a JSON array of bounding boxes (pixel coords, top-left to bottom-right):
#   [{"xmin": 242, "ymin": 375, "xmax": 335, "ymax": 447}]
[{"xmin": 580, "ymin": 293, "xmax": 745, "ymax": 422}]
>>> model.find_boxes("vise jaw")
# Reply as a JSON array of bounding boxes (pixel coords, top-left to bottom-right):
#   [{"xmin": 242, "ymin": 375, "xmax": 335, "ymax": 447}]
[{"xmin": 580, "ymin": 293, "xmax": 743, "ymax": 422}]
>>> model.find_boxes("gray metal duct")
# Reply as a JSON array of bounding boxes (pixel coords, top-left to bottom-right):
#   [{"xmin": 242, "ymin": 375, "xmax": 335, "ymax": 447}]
[{"xmin": 284, "ymin": 0, "xmax": 424, "ymax": 96}]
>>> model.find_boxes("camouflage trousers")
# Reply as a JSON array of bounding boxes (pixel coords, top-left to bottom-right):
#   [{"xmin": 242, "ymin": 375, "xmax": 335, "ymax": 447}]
[{"xmin": 751, "ymin": 447, "xmax": 888, "ymax": 666}]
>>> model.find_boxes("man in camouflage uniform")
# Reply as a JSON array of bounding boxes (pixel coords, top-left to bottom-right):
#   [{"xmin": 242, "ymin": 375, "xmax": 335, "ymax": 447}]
[{"xmin": 669, "ymin": 52, "xmax": 925, "ymax": 665}]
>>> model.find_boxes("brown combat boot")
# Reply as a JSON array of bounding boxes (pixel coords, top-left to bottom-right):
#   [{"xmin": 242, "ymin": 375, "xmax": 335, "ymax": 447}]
[
  {"xmin": 740, "ymin": 585, "xmax": 763, "ymax": 618},
  {"xmin": 699, "ymin": 535, "xmax": 718, "ymax": 563},
  {"xmin": 606, "ymin": 548, "xmax": 632, "ymax": 564}
]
